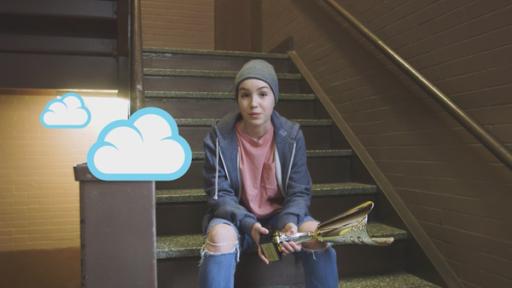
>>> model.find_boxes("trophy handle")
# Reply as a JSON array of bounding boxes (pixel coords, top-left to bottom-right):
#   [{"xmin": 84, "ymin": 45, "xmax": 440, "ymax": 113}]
[{"xmin": 316, "ymin": 201, "xmax": 374, "ymax": 235}]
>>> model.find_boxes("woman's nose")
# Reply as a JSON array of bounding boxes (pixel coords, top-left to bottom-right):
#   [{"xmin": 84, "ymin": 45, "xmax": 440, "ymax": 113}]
[{"xmin": 250, "ymin": 95, "xmax": 258, "ymax": 107}]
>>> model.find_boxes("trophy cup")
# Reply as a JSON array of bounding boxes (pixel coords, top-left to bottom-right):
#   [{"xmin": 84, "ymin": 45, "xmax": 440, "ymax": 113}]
[{"xmin": 260, "ymin": 201, "xmax": 394, "ymax": 262}]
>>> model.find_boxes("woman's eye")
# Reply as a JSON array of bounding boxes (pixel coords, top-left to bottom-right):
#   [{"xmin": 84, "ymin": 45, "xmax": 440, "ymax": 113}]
[{"xmin": 259, "ymin": 93, "xmax": 267, "ymax": 97}]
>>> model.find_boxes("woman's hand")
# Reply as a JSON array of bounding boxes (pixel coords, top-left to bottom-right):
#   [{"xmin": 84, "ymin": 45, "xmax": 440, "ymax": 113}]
[
  {"xmin": 251, "ymin": 222, "xmax": 270, "ymax": 264},
  {"xmin": 279, "ymin": 223, "xmax": 302, "ymax": 255}
]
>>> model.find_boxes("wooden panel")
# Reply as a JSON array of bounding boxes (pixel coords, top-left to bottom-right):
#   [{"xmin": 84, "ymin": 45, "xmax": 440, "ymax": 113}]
[
  {"xmin": 260, "ymin": 0, "xmax": 512, "ymax": 287},
  {"xmin": 141, "ymin": 0, "xmax": 214, "ymax": 49},
  {"xmin": 214, "ymin": 0, "xmax": 261, "ymax": 51}
]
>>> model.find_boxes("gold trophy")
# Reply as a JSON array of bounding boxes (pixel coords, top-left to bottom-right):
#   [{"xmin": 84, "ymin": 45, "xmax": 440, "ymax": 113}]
[{"xmin": 260, "ymin": 201, "xmax": 394, "ymax": 262}]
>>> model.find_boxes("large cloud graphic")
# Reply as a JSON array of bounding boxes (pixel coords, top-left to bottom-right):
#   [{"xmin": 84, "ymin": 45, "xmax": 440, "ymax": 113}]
[
  {"xmin": 87, "ymin": 107, "xmax": 192, "ymax": 181},
  {"xmin": 40, "ymin": 93, "xmax": 91, "ymax": 128}
]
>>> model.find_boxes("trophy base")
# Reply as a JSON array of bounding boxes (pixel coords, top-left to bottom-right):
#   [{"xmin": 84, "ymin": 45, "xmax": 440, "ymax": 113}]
[{"xmin": 260, "ymin": 233, "xmax": 282, "ymax": 262}]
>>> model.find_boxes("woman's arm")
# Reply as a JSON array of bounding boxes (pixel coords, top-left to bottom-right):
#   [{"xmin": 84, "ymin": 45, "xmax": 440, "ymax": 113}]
[
  {"xmin": 203, "ymin": 129, "xmax": 258, "ymax": 235},
  {"xmin": 275, "ymin": 129, "xmax": 312, "ymax": 230}
]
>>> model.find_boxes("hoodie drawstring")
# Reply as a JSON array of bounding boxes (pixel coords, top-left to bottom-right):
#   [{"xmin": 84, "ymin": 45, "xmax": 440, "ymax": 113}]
[{"xmin": 214, "ymin": 137, "xmax": 219, "ymax": 200}]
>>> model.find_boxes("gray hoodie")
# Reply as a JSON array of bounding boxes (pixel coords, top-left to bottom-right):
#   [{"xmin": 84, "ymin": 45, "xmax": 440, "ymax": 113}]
[{"xmin": 202, "ymin": 110, "xmax": 312, "ymax": 235}]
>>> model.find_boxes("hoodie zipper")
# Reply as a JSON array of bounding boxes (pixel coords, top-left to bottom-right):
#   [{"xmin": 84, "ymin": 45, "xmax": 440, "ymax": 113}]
[
  {"xmin": 237, "ymin": 152, "xmax": 241, "ymax": 199},
  {"xmin": 285, "ymin": 142, "xmax": 297, "ymax": 193}
]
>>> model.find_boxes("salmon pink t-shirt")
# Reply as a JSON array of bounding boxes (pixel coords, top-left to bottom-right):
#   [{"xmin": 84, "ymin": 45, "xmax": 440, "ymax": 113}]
[{"xmin": 236, "ymin": 122, "xmax": 283, "ymax": 218}]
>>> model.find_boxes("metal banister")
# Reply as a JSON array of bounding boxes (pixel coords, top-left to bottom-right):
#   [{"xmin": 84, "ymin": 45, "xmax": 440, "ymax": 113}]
[
  {"xmin": 130, "ymin": 0, "xmax": 144, "ymax": 114},
  {"xmin": 322, "ymin": 0, "xmax": 512, "ymax": 170}
]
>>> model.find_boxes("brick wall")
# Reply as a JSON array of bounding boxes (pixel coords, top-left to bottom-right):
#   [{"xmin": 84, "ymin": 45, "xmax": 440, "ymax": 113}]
[
  {"xmin": 214, "ymin": 0, "xmax": 261, "ymax": 51},
  {"xmin": 0, "ymin": 90, "xmax": 128, "ymax": 251},
  {"xmin": 260, "ymin": 1, "xmax": 512, "ymax": 287},
  {"xmin": 141, "ymin": 0, "xmax": 214, "ymax": 49}
]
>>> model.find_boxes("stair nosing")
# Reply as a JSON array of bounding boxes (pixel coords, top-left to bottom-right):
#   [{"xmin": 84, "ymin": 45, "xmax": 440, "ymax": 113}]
[
  {"xmin": 189, "ymin": 149, "xmax": 352, "ymax": 161},
  {"xmin": 144, "ymin": 91, "xmax": 316, "ymax": 101},
  {"xmin": 175, "ymin": 118, "xmax": 332, "ymax": 127},
  {"xmin": 156, "ymin": 223, "xmax": 408, "ymax": 259},
  {"xmin": 144, "ymin": 68, "xmax": 302, "ymax": 80},
  {"xmin": 342, "ymin": 271, "xmax": 442, "ymax": 288},
  {"xmin": 143, "ymin": 47, "xmax": 289, "ymax": 59},
  {"xmin": 156, "ymin": 182, "xmax": 377, "ymax": 203}
]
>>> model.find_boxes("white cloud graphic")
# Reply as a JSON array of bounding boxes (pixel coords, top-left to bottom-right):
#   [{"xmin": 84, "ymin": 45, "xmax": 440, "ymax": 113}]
[
  {"xmin": 87, "ymin": 107, "xmax": 192, "ymax": 181},
  {"xmin": 40, "ymin": 93, "xmax": 91, "ymax": 128}
]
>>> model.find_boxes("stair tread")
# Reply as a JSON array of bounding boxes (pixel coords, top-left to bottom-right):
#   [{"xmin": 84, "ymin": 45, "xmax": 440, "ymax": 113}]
[
  {"xmin": 143, "ymin": 47, "xmax": 289, "ymax": 59},
  {"xmin": 145, "ymin": 91, "xmax": 316, "ymax": 101},
  {"xmin": 156, "ymin": 223, "xmax": 408, "ymax": 259},
  {"xmin": 175, "ymin": 118, "xmax": 332, "ymax": 126},
  {"xmin": 144, "ymin": 68, "xmax": 302, "ymax": 79},
  {"xmin": 341, "ymin": 272, "xmax": 441, "ymax": 288},
  {"xmin": 157, "ymin": 182, "xmax": 377, "ymax": 203},
  {"xmin": 189, "ymin": 149, "xmax": 352, "ymax": 161}
]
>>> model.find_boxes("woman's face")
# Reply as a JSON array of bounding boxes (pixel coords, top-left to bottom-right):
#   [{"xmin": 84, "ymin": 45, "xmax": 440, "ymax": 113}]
[{"xmin": 237, "ymin": 79, "xmax": 275, "ymax": 129}]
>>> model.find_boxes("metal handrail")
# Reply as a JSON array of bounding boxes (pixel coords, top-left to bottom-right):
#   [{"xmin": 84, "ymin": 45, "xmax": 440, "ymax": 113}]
[
  {"xmin": 130, "ymin": 0, "xmax": 144, "ymax": 114},
  {"xmin": 322, "ymin": 0, "xmax": 512, "ymax": 169}
]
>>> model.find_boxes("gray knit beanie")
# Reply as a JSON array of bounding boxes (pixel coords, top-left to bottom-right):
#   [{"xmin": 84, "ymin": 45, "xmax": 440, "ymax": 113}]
[{"xmin": 234, "ymin": 59, "xmax": 279, "ymax": 104}]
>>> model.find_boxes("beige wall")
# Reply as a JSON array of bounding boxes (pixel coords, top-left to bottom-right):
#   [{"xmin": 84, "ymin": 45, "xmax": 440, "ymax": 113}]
[
  {"xmin": 260, "ymin": 0, "xmax": 512, "ymax": 287},
  {"xmin": 141, "ymin": 0, "xmax": 214, "ymax": 49},
  {"xmin": 0, "ymin": 90, "xmax": 128, "ymax": 251}
]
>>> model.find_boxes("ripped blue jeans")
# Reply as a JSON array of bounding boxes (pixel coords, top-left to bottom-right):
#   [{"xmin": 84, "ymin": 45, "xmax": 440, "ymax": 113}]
[{"xmin": 198, "ymin": 215, "xmax": 339, "ymax": 288}]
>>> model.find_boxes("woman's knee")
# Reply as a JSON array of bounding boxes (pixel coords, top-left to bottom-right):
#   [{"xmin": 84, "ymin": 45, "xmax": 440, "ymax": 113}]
[
  {"xmin": 299, "ymin": 220, "xmax": 327, "ymax": 250},
  {"xmin": 205, "ymin": 223, "xmax": 238, "ymax": 253}
]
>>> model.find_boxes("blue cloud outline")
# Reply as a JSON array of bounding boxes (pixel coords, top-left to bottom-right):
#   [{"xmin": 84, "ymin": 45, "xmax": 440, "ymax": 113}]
[
  {"xmin": 39, "ymin": 92, "xmax": 91, "ymax": 128},
  {"xmin": 86, "ymin": 107, "xmax": 192, "ymax": 181}
]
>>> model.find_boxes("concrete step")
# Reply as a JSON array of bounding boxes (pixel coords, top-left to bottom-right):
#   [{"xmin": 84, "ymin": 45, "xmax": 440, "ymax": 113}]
[
  {"xmin": 341, "ymin": 272, "xmax": 441, "ymax": 288},
  {"xmin": 233, "ymin": 272, "xmax": 442, "ymax": 288},
  {"xmin": 144, "ymin": 91, "xmax": 327, "ymax": 119},
  {"xmin": 189, "ymin": 149, "xmax": 352, "ymax": 161},
  {"xmin": 0, "ymin": 1, "xmax": 116, "ymax": 20},
  {"xmin": 175, "ymin": 118, "xmax": 332, "ymax": 127},
  {"xmin": 143, "ymin": 70, "xmax": 311, "ymax": 93},
  {"xmin": 145, "ymin": 91, "xmax": 315, "ymax": 101},
  {"xmin": 173, "ymin": 118, "xmax": 346, "ymax": 151},
  {"xmin": 143, "ymin": 47, "xmax": 295, "ymax": 73},
  {"xmin": 144, "ymin": 68, "xmax": 302, "ymax": 80},
  {"xmin": 155, "ymin": 182, "xmax": 380, "ymax": 235},
  {"xmin": 156, "ymin": 182, "xmax": 377, "ymax": 204},
  {"xmin": 156, "ymin": 223, "xmax": 408, "ymax": 259},
  {"xmin": 156, "ymin": 223, "xmax": 410, "ymax": 287},
  {"xmin": 157, "ymin": 149, "xmax": 353, "ymax": 190},
  {"xmin": 144, "ymin": 47, "xmax": 289, "ymax": 59}
]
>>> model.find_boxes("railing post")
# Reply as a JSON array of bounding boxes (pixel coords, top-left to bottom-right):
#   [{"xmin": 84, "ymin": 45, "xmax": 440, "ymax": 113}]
[
  {"xmin": 74, "ymin": 163, "xmax": 157, "ymax": 288},
  {"xmin": 117, "ymin": 0, "xmax": 131, "ymax": 108}
]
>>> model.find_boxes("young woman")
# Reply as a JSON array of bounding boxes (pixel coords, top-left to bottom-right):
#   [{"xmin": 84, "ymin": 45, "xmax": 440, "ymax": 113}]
[{"xmin": 198, "ymin": 59, "xmax": 339, "ymax": 288}]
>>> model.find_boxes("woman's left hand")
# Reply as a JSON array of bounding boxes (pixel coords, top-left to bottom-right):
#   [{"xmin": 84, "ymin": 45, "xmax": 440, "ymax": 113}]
[{"xmin": 280, "ymin": 223, "xmax": 302, "ymax": 255}]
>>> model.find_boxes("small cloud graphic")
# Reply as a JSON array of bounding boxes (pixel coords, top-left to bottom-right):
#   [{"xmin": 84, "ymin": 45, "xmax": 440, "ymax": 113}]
[
  {"xmin": 87, "ymin": 107, "xmax": 192, "ymax": 181},
  {"xmin": 40, "ymin": 93, "xmax": 91, "ymax": 128}
]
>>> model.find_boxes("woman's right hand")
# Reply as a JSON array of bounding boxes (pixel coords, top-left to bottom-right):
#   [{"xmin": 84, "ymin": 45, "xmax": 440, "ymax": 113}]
[{"xmin": 251, "ymin": 222, "xmax": 270, "ymax": 264}]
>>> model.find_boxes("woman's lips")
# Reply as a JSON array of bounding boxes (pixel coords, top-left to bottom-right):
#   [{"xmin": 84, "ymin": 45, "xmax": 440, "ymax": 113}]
[{"xmin": 249, "ymin": 113, "xmax": 261, "ymax": 117}]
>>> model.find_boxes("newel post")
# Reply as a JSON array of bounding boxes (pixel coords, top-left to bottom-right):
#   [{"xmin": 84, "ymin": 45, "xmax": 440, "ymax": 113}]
[{"xmin": 74, "ymin": 163, "xmax": 157, "ymax": 288}]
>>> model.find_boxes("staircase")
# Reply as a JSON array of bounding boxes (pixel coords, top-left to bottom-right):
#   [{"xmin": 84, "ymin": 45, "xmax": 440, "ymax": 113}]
[
  {"xmin": 0, "ymin": 0, "xmax": 120, "ymax": 90},
  {"xmin": 141, "ymin": 48, "xmax": 441, "ymax": 288}
]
